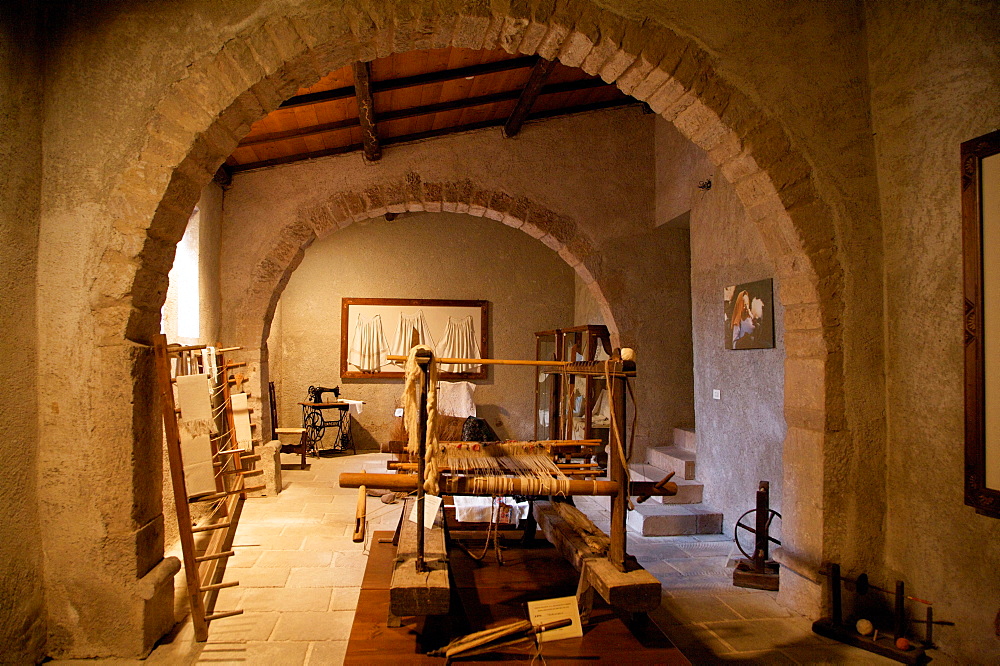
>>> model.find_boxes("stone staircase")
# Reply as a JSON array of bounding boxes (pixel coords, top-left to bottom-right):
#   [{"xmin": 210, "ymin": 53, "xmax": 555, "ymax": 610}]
[{"xmin": 626, "ymin": 427, "xmax": 723, "ymax": 536}]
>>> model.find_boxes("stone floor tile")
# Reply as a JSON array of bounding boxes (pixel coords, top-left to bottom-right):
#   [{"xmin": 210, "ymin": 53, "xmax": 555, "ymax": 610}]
[
  {"xmin": 270, "ymin": 611, "xmax": 355, "ymax": 641},
  {"xmin": 693, "ymin": 533, "xmax": 735, "ymax": 542},
  {"xmin": 679, "ymin": 541, "xmax": 736, "ymax": 558},
  {"xmin": 655, "ymin": 595, "xmax": 743, "ymax": 625},
  {"xmin": 330, "ymin": 586, "xmax": 362, "ymax": 610},
  {"xmin": 302, "ymin": 534, "xmax": 366, "ymax": 552},
  {"xmin": 778, "ymin": 643, "xmax": 900, "ymax": 664},
  {"xmin": 307, "ymin": 640, "xmax": 349, "ymax": 664},
  {"xmin": 706, "ymin": 617, "xmax": 836, "ymax": 652},
  {"xmin": 203, "ymin": 612, "xmax": 279, "ymax": 642},
  {"xmin": 228, "ymin": 548, "xmax": 262, "ymax": 568},
  {"xmin": 213, "ymin": 584, "xmax": 244, "ymax": 610},
  {"xmin": 286, "ymin": 566, "xmax": 366, "ymax": 588},
  {"xmin": 333, "ymin": 552, "xmax": 369, "ymax": 569},
  {"xmin": 241, "ymin": 587, "xmax": 332, "ymax": 612},
  {"xmin": 234, "ymin": 534, "xmax": 305, "ymax": 551},
  {"xmin": 666, "ymin": 555, "xmax": 730, "ymax": 576},
  {"xmin": 280, "ymin": 523, "xmax": 344, "ymax": 537},
  {"xmin": 720, "ymin": 591, "xmax": 793, "ymax": 620},
  {"xmin": 224, "ymin": 566, "xmax": 290, "ymax": 588},
  {"xmin": 256, "ymin": 550, "xmax": 333, "ymax": 568},
  {"xmin": 195, "ymin": 640, "xmax": 310, "ymax": 665}
]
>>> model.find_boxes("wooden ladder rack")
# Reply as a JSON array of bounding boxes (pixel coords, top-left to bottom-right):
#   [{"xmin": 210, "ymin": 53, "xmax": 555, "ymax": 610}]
[{"xmin": 154, "ymin": 334, "xmax": 263, "ymax": 641}]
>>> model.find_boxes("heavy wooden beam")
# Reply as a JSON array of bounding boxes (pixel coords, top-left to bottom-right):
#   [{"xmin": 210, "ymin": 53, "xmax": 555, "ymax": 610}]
[
  {"xmin": 240, "ymin": 78, "xmax": 609, "ymax": 148},
  {"xmin": 278, "ymin": 56, "xmax": 538, "ymax": 110},
  {"xmin": 352, "ymin": 61, "xmax": 381, "ymax": 161},
  {"xmin": 229, "ymin": 99, "xmax": 641, "ymax": 173},
  {"xmin": 503, "ymin": 56, "xmax": 559, "ymax": 138}
]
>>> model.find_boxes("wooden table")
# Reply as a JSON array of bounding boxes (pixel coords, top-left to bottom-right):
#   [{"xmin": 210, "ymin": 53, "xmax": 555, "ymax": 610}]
[{"xmin": 345, "ymin": 531, "xmax": 689, "ymax": 664}]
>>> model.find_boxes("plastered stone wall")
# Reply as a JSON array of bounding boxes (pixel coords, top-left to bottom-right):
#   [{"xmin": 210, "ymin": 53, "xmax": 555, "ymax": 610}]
[
  {"xmin": 267, "ymin": 212, "xmax": 574, "ymax": 446},
  {"xmin": 13, "ymin": 0, "xmax": 914, "ymax": 658},
  {"xmin": 662, "ymin": 118, "xmax": 787, "ymax": 535},
  {"xmin": 868, "ymin": 0, "xmax": 1000, "ymax": 661},
  {"xmin": 0, "ymin": 3, "xmax": 45, "ymax": 662}
]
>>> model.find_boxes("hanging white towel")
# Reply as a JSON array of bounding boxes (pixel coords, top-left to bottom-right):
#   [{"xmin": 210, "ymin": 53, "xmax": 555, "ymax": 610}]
[
  {"xmin": 389, "ymin": 310, "xmax": 436, "ymax": 366},
  {"xmin": 230, "ymin": 392, "xmax": 254, "ymax": 450},
  {"xmin": 436, "ymin": 315, "xmax": 481, "ymax": 373},
  {"xmin": 348, "ymin": 313, "xmax": 390, "ymax": 372},
  {"xmin": 436, "ymin": 381, "xmax": 477, "ymax": 418}
]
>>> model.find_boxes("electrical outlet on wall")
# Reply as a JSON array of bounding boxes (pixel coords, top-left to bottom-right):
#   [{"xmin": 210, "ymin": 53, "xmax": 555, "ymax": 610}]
[{"xmin": 712, "ymin": 389, "xmax": 721, "ymax": 400}]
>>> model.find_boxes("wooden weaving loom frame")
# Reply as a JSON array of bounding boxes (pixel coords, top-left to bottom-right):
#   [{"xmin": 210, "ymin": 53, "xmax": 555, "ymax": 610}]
[
  {"xmin": 154, "ymin": 334, "xmax": 265, "ymax": 641},
  {"xmin": 339, "ymin": 348, "xmax": 678, "ymax": 625}
]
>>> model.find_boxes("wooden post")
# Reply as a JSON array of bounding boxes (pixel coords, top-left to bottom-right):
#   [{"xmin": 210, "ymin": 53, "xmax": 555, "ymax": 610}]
[
  {"xmin": 608, "ymin": 362, "xmax": 628, "ymax": 572},
  {"xmin": 416, "ymin": 351, "xmax": 430, "ymax": 572},
  {"xmin": 894, "ymin": 580, "xmax": 906, "ymax": 639},
  {"xmin": 754, "ymin": 481, "xmax": 770, "ymax": 571},
  {"xmin": 830, "ymin": 563, "xmax": 842, "ymax": 625},
  {"xmin": 352, "ymin": 61, "xmax": 381, "ymax": 161}
]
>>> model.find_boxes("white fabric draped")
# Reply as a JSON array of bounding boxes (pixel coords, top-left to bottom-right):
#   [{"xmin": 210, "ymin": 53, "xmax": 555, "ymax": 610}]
[
  {"xmin": 348, "ymin": 313, "xmax": 389, "ymax": 372},
  {"xmin": 389, "ymin": 310, "xmax": 435, "ymax": 366},
  {"xmin": 436, "ymin": 315, "xmax": 481, "ymax": 372}
]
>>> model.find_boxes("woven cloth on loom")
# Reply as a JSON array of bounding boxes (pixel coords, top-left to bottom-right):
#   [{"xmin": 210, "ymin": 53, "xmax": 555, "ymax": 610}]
[{"xmin": 436, "ymin": 442, "xmax": 573, "ymax": 497}]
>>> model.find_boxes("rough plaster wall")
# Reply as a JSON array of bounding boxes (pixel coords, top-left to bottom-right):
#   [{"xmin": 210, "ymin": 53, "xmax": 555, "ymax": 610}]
[
  {"xmin": 221, "ymin": 107, "xmax": 656, "ymax": 340},
  {"xmin": 666, "ymin": 118, "xmax": 786, "ymax": 534},
  {"xmin": 867, "ymin": 0, "xmax": 1000, "ymax": 660},
  {"xmin": 0, "ymin": 3, "xmax": 45, "ymax": 661},
  {"xmin": 574, "ymin": 275, "xmax": 607, "ymax": 327},
  {"xmin": 602, "ymin": 224, "xmax": 694, "ymax": 459},
  {"xmin": 268, "ymin": 212, "xmax": 574, "ymax": 447}
]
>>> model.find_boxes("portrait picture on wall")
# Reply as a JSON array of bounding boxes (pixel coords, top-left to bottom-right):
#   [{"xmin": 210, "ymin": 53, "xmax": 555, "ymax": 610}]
[{"xmin": 724, "ymin": 278, "xmax": 774, "ymax": 350}]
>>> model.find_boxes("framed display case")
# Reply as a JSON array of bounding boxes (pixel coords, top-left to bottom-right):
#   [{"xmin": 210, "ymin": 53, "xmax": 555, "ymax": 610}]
[{"xmin": 533, "ymin": 325, "xmax": 612, "ymax": 441}]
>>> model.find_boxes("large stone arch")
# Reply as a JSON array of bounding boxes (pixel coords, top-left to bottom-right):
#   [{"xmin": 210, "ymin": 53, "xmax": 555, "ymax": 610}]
[
  {"xmin": 229, "ymin": 178, "xmax": 616, "ymax": 351},
  {"xmin": 63, "ymin": 1, "xmax": 844, "ymax": 656}
]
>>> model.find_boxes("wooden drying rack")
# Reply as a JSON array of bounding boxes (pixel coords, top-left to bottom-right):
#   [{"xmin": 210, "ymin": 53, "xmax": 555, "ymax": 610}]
[{"xmin": 153, "ymin": 334, "xmax": 265, "ymax": 642}]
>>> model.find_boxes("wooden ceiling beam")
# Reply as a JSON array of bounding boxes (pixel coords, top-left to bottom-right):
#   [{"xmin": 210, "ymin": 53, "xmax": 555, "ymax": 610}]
[
  {"xmin": 278, "ymin": 56, "xmax": 538, "ymax": 110},
  {"xmin": 229, "ymin": 98, "xmax": 640, "ymax": 173},
  {"xmin": 503, "ymin": 57, "xmax": 558, "ymax": 138},
  {"xmin": 351, "ymin": 61, "xmax": 381, "ymax": 161},
  {"xmin": 240, "ymin": 78, "xmax": 610, "ymax": 148}
]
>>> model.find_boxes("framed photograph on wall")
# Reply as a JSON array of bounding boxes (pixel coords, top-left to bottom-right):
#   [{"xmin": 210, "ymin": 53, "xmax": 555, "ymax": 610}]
[
  {"xmin": 724, "ymin": 278, "xmax": 775, "ymax": 350},
  {"xmin": 340, "ymin": 298, "xmax": 489, "ymax": 379},
  {"xmin": 962, "ymin": 128, "xmax": 1000, "ymax": 518}
]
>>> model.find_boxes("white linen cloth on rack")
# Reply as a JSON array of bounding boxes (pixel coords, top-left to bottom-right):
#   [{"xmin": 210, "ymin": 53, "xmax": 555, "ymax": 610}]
[
  {"xmin": 436, "ymin": 314, "xmax": 481, "ymax": 372},
  {"xmin": 436, "ymin": 381, "xmax": 476, "ymax": 418},
  {"xmin": 389, "ymin": 310, "xmax": 435, "ymax": 366},
  {"xmin": 230, "ymin": 392, "xmax": 254, "ymax": 450},
  {"xmin": 348, "ymin": 313, "xmax": 389, "ymax": 372}
]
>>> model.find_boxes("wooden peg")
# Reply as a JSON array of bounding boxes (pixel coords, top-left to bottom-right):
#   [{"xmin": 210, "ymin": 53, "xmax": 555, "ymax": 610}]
[{"xmin": 353, "ymin": 485, "xmax": 367, "ymax": 543}]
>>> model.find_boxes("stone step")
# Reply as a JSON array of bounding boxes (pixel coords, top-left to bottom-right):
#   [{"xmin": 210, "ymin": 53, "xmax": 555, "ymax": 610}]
[
  {"xmin": 673, "ymin": 427, "xmax": 697, "ymax": 453},
  {"xmin": 646, "ymin": 446, "xmax": 696, "ymax": 480},
  {"xmin": 628, "ymin": 463, "xmax": 704, "ymax": 504},
  {"xmin": 626, "ymin": 503, "xmax": 723, "ymax": 537}
]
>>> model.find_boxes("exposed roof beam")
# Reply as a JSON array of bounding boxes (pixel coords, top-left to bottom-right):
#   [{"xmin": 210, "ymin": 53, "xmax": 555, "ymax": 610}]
[
  {"xmin": 278, "ymin": 56, "xmax": 538, "ymax": 110},
  {"xmin": 351, "ymin": 61, "xmax": 381, "ymax": 161},
  {"xmin": 503, "ymin": 57, "xmax": 558, "ymax": 138},
  {"xmin": 230, "ymin": 99, "xmax": 641, "ymax": 173},
  {"xmin": 239, "ymin": 77, "xmax": 610, "ymax": 148}
]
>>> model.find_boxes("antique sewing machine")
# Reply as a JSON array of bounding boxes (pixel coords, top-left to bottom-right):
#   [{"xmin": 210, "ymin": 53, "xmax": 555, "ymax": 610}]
[{"xmin": 300, "ymin": 385, "xmax": 355, "ymax": 454}]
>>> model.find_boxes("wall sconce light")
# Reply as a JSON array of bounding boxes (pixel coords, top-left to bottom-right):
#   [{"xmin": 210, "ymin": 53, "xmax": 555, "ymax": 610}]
[{"xmin": 697, "ymin": 178, "xmax": 713, "ymax": 191}]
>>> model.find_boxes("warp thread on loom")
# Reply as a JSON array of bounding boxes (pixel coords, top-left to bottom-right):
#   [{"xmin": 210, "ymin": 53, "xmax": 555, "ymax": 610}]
[{"xmin": 403, "ymin": 345, "xmax": 441, "ymax": 495}]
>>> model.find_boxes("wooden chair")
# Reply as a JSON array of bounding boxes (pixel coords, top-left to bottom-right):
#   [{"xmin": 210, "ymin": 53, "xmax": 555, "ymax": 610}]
[{"xmin": 269, "ymin": 382, "xmax": 308, "ymax": 470}]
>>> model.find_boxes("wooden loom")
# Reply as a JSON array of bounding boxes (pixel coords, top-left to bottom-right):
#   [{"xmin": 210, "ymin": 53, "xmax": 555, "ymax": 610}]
[
  {"xmin": 154, "ymin": 334, "xmax": 264, "ymax": 641},
  {"xmin": 339, "ymin": 349, "xmax": 678, "ymax": 626}
]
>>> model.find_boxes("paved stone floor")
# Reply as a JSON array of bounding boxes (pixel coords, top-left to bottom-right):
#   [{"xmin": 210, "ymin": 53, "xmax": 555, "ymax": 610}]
[{"xmin": 57, "ymin": 452, "xmax": 898, "ymax": 664}]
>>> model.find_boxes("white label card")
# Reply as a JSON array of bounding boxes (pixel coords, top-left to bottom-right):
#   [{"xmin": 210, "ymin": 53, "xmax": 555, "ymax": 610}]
[
  {"xmin": 527, "ymin": 595, "xmax": 583, "ymax": 643},
  {"xmin": 407, "ymin": 493, "xmax": 442, "ymax": 526}
]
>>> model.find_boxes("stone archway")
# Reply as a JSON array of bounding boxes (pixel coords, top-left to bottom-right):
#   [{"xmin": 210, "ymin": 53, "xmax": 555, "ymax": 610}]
[
  {"xmin": 220, "ymin": 177, "xmax": 619, "ymax": 448},
  {"xmin": 57, "ymin": 2, "xmax": 843, "ymax": 656}
]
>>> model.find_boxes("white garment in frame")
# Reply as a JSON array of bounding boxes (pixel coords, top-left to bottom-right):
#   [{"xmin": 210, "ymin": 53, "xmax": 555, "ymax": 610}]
[
  {"xmin": 348, "ymin": 313, "xmax": 390, "ymax": 372},
  {"xmin": 389, "ymin": 310, "xmax": 436, "ymax": 366},
  {"xmin": 436, "ymin": 314, "xmax": 481, "ymax": 373}
]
